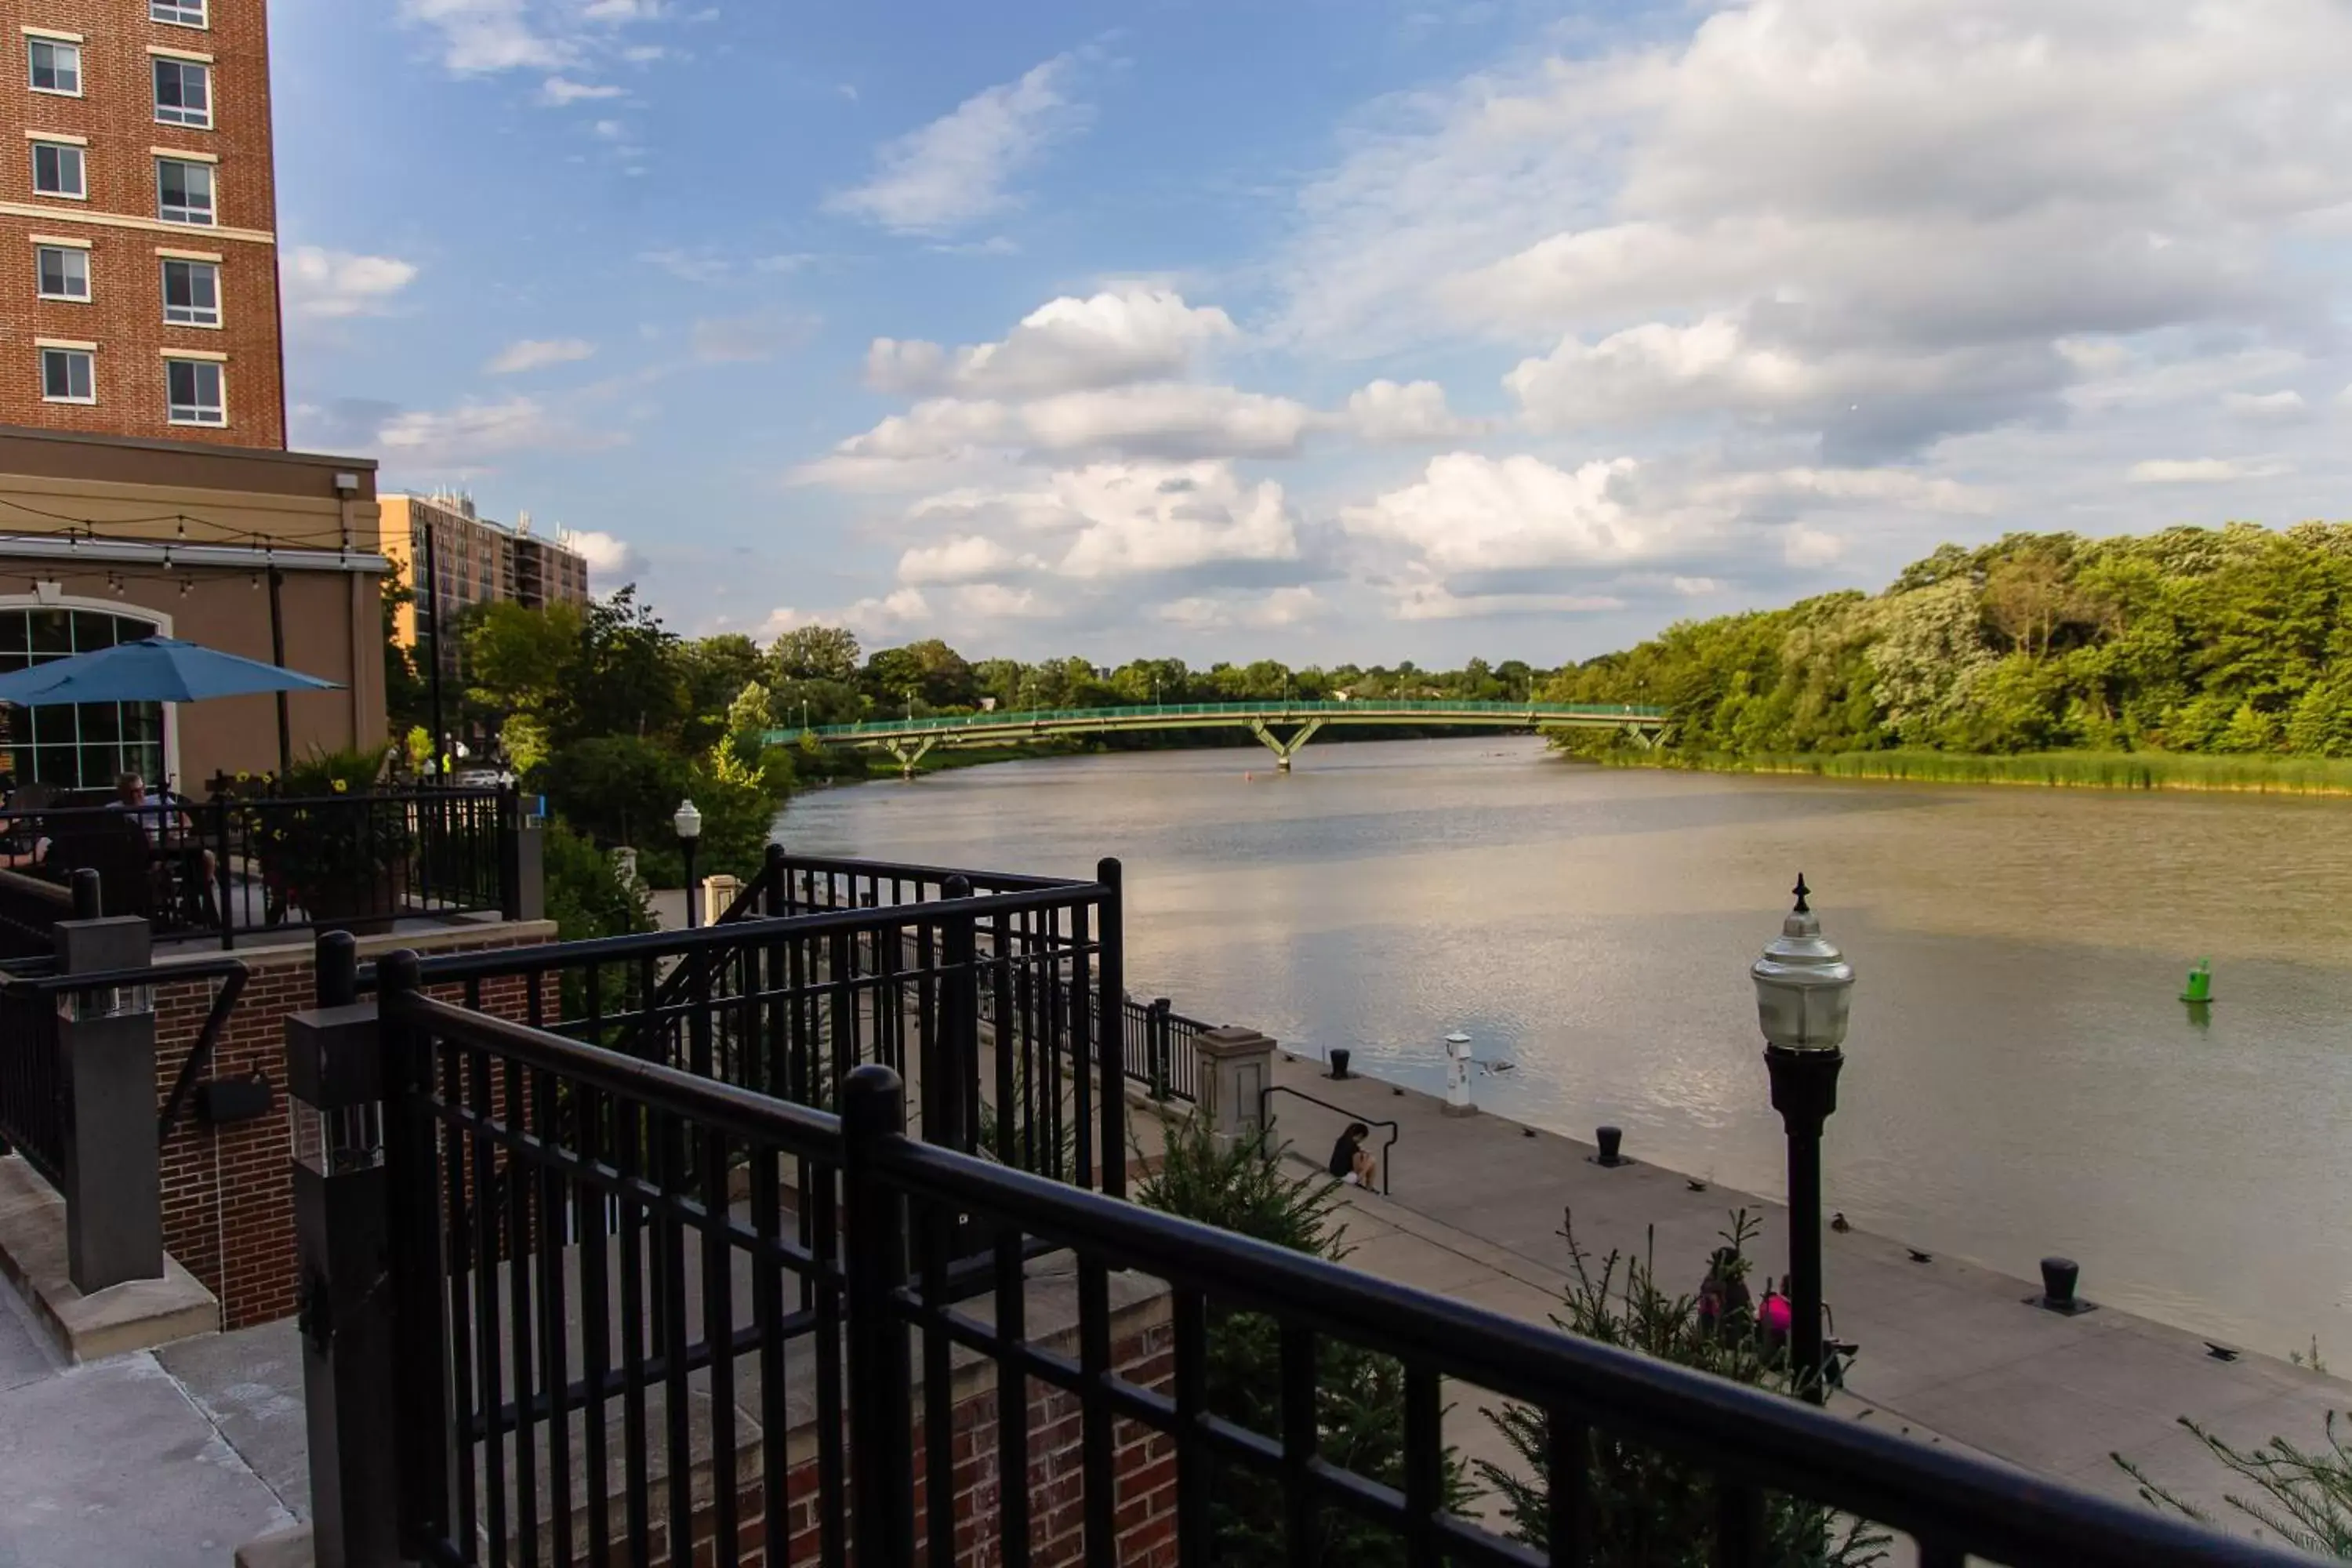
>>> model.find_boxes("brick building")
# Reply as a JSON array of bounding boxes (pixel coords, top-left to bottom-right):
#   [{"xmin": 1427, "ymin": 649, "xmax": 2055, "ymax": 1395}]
[
  {"xmin": 3, "ymin": 0, "xmax": 285, "ymax": 447},
  {"xmin": 379, "ymin": 491, "xmax": 594, "ymax": 688}
]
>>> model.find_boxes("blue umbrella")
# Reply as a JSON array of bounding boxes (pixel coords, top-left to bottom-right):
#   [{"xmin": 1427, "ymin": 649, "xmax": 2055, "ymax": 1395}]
[{"xmin": 0, "ymin": 637, "xmax": 342, "ymax": 706}]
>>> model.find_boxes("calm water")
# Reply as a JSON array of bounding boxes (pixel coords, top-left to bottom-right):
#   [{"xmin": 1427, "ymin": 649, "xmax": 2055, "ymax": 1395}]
[{"xmin": 781, "ymin": 734, "xmax": 2352, "ymax": 1357}]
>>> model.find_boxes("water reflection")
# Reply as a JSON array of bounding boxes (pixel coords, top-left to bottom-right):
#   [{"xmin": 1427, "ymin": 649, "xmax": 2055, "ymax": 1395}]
[{"xmin": 781, "ymin": 734, "xmax": 2352, "ymax": 1356}]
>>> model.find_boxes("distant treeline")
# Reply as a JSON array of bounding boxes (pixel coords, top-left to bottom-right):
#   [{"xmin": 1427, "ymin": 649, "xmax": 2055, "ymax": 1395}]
[{"xmin": 1546, "ymin": 524, "xmax": 2352, "ymax": 760}]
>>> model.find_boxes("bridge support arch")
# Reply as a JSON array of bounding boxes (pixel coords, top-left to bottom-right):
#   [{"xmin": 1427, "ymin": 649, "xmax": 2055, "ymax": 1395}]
[
  {"xmin": 884, "ymin": 735, "xmax": 938, "ymax": 779},
  {"xmin": 1247, "ymin": 717, "xmax": 1324, "ymax": 771}
]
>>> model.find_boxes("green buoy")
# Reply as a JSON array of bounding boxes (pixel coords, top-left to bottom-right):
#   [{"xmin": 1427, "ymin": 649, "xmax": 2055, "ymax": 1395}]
[{"xmin": 2181, "ymin": 958, "xmax": 2213, "ymax": 1004}]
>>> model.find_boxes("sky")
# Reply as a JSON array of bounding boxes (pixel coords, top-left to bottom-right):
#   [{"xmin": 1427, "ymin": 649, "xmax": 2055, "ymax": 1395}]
[{"xmin": 273, "ymin": 0, "xmax": 2352, "ymax": 666}]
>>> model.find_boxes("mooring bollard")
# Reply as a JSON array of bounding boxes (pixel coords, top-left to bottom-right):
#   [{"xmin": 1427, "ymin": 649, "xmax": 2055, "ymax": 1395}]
[
  {"xmin": 1443, "ymin": 1031, "xmax": 1475, "ymax": 1117},
  {"xmin": 1592, "ymin": 1125, "xmax": 1628, "ymax": 1167},
  {"xmin": 2031, "ymin": 1255, "xmax": 2095, "ymax": 1316},
  {"xmin": 1329, "ymin": 1047, "xmax": 1352, "ymax": 1080}
]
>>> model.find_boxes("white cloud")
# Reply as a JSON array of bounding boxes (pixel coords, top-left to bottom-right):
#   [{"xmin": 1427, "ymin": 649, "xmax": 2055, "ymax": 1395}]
[
  {"xmin": 826, "ymin": 54, "xmax": 1083, "ymax": 234},
  {"xmin": 398, "ymin": 0, "xmax": 674, "ymax": 79},
  {"xmin": 823, "ymin": 383, "xmax": 1314, "ymax": 466},
  {"xmin": 1344, "ymin": 379, "xmax": 1477, "ymax": 443},
  {"xmin": 562, "ymin": 528, "xmax": 635, "ymax": 577},
  {"xmin": 539, "ymin": 75, "xmax": 623, "ymax": 104},
  {"xmin": 898, "ymin": 535, "xmax": 1027, "ymax": 586},
  {"xmin": 1341, "ymin": 453, "xmax": 1663, "ymax": 577},
  {"xmin": 1782, "ymin": 524, "xmax": 1845, "ymax": 568},
  {"xmin": 1155, "ymin": 587, "xmax": 1323, "ymax": 630},
  {"xmin": 485, "ymin": 337, "xmax": 596, "ymax": 374},
  {"xmin": 374, "ymin": 397, "xmax": 622, "ymax": 470},
  {"xmin": 641, "ymin": 249, "xmax": 731, "ymax": 284},
  {"xmin": 2222, "ymin": 390, "xmax": 2310, "ymax": 425},
  {"xmin": 1279, "ymin": 0, "xmax": 2352, "ymax": 464},
  {"xmin": 2127, "ymin": 457, "xmax": 2288, "ymax": 484},
  {"xmin": 281, "ymin": 247, "xmax": 419, "ymax": 320},
  {"xmin": 866, "ymin": 288, "xmax": 1236, "ymax": 399}
]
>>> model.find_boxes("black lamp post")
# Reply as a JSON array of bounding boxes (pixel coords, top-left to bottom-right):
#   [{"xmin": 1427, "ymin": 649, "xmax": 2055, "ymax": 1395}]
[
  {"xmin": 1753, "ymin": 873, "xmax": 1853, "ymax": 1405},
  {"xmin": 674, "ymin": 797, "xmax": 702, "ymax": 929}
]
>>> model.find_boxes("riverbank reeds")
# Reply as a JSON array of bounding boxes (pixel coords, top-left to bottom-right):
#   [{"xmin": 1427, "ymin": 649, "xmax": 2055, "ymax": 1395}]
[{"xmin": 1592, "ymin": 748, "xmax": 2352, "ymax": 795}]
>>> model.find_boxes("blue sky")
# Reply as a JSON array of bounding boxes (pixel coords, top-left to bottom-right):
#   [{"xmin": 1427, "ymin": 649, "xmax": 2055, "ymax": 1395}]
[{"xmin": 274, "ymin": 0, "xmax": 2352, "ymax": 665}]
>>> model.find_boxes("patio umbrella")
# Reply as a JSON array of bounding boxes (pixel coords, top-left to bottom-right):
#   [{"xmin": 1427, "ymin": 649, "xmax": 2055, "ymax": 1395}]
[{"xmin": 0, "ymin": 637, "xmax": 341, "ymax": 706}]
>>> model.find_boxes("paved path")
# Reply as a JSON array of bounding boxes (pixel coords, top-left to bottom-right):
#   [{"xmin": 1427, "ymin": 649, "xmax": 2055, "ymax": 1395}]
[
  {"xmin": 1258, "ymin": 1048, "xmax": 2352, "ymax": 1539},
  {"xmin": 0, "ymin": 1272, "xmax": 292, "ymax": 1567}
]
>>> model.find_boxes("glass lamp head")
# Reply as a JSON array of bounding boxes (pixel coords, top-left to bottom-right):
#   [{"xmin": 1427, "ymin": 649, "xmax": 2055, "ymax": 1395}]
[{"xmin": 1751, "ymin": 874, "xmax": 1853, "ymax": 1051}]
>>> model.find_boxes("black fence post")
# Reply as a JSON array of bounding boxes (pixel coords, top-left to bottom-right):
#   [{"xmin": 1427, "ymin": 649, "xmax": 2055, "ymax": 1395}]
[
  {"xmin": 379, "ymin": 950, "xmax": 453, "ymax": 1558},
  {"xmin": 1151, "ymin": 997, "xmax": 1173, "ymax": 1102},
  {"xmin": 212, "ymin": 797, "xmax": 235, "ymax": 952},
  {"xmin": 68, "ymin": 867, "xmax": 100, "ymax": 921},
  {"xmin": 1094, "ymin": 856, "xmax": 1126, "ymax": 1199},
  {"xmin": 285, "ymin": 972, "xmax": 399, "ymax": 1566},
  {"xmin": 842, "ymin": 1064, "xmax": 914, "ymax": 1568},
  {"xmin": 55, "ymin": 911, "xmax": 160, "ymax": 1294},
  {"xmin": 499, "ymin": 783, "xmax": 523, "ymax": 921},
  {"xmin": 316, "ymin": 930, "xmax": 358, "ymax": 1009}
]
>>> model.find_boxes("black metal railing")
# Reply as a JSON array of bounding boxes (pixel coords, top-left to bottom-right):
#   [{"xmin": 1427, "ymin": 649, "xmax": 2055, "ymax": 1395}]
[
  {"xmin": 365, "ymin": 853, "xmax": 1130, "ymax": 1195},
  {"xmin": 1264, "ymin": 1083, "xmax": 1397, "ymax": 1194},
  {"xmin": 0, "ymin": 787, "xmax": 516, "ymax": 950},
  {"xmin": 368, "ymin": 983, "xmax": 2301, "ymax": 1568}
]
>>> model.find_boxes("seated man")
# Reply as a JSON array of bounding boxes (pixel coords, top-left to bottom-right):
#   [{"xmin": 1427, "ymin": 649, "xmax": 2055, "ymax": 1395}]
[
  {"xmin": 1327, "ymin": 1122, "xmax": 1380, "ymax": 1189},
  {"xmin": 111, "ymin": 772, "xmax": 217, "ymax": 921}
]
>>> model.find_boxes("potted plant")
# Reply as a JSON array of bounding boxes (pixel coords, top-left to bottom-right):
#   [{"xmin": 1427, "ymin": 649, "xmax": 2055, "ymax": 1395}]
[{"xmin": 245, "ymin": 746, "xmax": 412, "ymax": 934}]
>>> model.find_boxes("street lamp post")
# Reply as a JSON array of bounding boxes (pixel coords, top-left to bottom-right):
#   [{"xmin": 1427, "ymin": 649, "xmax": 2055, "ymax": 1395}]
[
  {"xmin": 1753, "ymin": 873, "xmax": 1853, "ymax": 1405},
  {"xmin": 674, "ymin": 798, "xmax": 703, "ymax": 929}
]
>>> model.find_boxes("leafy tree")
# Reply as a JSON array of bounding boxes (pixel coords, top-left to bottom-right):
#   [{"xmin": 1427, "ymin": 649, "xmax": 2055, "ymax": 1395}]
[
  {"xmin": 382, "ymin": 574, "xmax": 429, "ymax": 736},
  {"xmin": 541, "ymin": 735, "xmax": 687, "ymax": 851},
  {"xmin": 864, "ymin": 638, "xmax": 978, "ymax": 711},
  {"xmin": 465, "ymin": 601, "xmax": 583, "ymax": 730},
  {"xmin": 1478, "ymin": 1211, "xmax": 1886, "ymax": 1567},
  {"xmin": 571, "ymin": 587, "xmax": 687, "ymax": 741},
  {"xmin": 770, "ymin": 624, "xmax": 862, "ymax": 684},
  {"xmin": 2120, "ymin": 1414, "xmax": 2352, "ymax": 1558},
  {"xmin": 1137, "ymin": 1115, "xmax": 1472, "ymax": 1566},
  {"xmin": 680, "ymin": 634, "xmax": 768, "ymax": 748}
]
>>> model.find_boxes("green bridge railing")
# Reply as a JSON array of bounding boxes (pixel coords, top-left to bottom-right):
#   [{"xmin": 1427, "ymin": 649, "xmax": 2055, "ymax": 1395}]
[{"xmin": 781, "ymin": 698, "xmax": 1669, "ymax": 742}]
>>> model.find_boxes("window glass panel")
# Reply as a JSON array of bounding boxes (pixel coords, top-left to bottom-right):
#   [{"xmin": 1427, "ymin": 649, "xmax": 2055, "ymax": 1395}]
[
  {"xmin": 0, "ymin": 611, "xmax": 164, "ymax": 793},
  {"xmin": 37, "ymin": 247, "xmax": 89, "ymax": 300},
  {"xmin": 151, "ymin": 0, "xmax": 208, "ymax": 24},
  {"xmin": 166, "ymin": 359, "xmax": 225, "ymax": 423},
  {"xmin": 154, "ymin": 60, "xmax": 212, "ymax": 126},
  {"xmin": 69, "ymin": 612, "xmax": 121, "ymax": 652},
  {"xmin": 33, "ymin": 143, "xmax": 86, "ymax": 198},
  {"xmin": 157, "ymin": 160, "xmax": 215, "ymax": 224},
  {"xmin": 29, "ymin": 40, "xmax": 81, "ymax": 93},
  {"xmin": 41, "ymin": 350, "xmax": 94, "ymax": 402},
  {"xmin": 163, "ymin": 259, "xmax": 221, "ymax": 325}
]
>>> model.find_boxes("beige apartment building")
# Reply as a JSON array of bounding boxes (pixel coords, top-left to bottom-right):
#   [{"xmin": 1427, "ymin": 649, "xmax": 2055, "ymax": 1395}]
[
  {"xmin": 4, "ymin": 0, "xmax": 286, "ymax": 447},
  {"xmin": 378, "ymin": 492, "xmax": 592, "ymax": 686}
]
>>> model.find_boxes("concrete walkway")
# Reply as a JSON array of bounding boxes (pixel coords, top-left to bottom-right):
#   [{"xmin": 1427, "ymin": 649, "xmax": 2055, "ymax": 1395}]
[
  {"xmin": 1257, "ymin": 1047, "xmax": 2352, "ymax": 1537},
  {"xmin": 0, "ymin": 1270, "xmax": 292, "ymax": 1567}
]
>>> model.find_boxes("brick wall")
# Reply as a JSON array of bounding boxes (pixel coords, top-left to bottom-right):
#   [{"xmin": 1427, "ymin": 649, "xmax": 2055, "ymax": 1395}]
[
  {"xmin": 152, "ymin": 924, "xmax": 549, "ymax": 1330},
  {"xmin": 571, "ymin": 1309, "xmax": 1177, "ymax": 1568}
]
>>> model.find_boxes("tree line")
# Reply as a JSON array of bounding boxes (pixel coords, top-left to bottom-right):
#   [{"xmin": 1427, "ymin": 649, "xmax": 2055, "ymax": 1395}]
[{"xmin": 1545, "ymin": 523, "xmax": 2352, "ymax": 759}]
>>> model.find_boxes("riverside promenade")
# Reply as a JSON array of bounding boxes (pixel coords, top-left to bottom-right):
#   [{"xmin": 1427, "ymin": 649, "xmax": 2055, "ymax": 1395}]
[{"xmin": 1256, "ymin": 1047, "xmax": 2351, "ymax": 1538}]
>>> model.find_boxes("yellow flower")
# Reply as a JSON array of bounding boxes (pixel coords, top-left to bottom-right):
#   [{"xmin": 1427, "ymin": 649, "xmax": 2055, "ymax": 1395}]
[{"xmin": 332, "ymin": 779, "xmax": 349, "ymax": 793}]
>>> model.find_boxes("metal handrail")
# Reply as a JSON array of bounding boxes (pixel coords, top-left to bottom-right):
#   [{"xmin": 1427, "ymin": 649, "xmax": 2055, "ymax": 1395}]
[
  {"xmin": 793, "ymin": 697, "xmax": 1670, "ymax": 740},
  {"xmin": 1261, "ymin": 1084, "xmax": 1396, "ymax": 1194}
]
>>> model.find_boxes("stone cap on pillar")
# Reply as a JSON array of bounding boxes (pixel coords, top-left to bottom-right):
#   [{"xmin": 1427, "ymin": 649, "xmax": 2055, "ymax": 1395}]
[
  {"xmin": 1196, "ymin": 1024, "xmax": 1276, "ymax": 1059},
  {"xmin": 55, "ymin": 914, "xmax": 151, "ymax": 974}
]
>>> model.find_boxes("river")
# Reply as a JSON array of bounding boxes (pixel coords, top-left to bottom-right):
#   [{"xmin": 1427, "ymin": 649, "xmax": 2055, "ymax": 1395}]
[{"xmin": 779, "ymin": 732, "xmax": 2352, "ymax": 1358}]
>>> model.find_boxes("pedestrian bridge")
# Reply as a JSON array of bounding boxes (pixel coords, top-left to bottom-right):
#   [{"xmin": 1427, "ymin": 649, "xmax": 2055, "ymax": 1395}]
[{"xmin": 768, "ymin": 699, "xmax": 1671, "ymax": 775}]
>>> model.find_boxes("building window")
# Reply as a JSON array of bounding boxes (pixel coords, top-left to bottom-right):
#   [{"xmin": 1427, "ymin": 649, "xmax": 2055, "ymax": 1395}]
[
  {"xmin": 27, "ymin": 38, "xmax": 81, "ymax": 95},
  {"xmin": 31, "ymin": 141, "xmax": 85, "ymax": 199},
  {"xmin": 165, "ymin": 358, "xmax": 224, "ymax": 424},
  {"xmin": 156, "ymin": 158, "xmax": 214, "ymax": 225},
  {"xmin": 36, "ymin": 246, "xmax": 90, "ymax": 302},
  {"xmin": 152, "ymin": 58, "xmax": 212, "ymax": 128},
  {"xmin": 40, "ymin": 347, "xmax": 95, "ymax": 403},
  {"xmin": 149, "ymin": 0, "xmax": 207, "ymax": 25},
  {"xmin": 161, "ymin": 258, "xmax": 220, "ymax": 325},
  {"xmin": 0, "ymin": 608, "xmax": 166, "ymax": 791}
]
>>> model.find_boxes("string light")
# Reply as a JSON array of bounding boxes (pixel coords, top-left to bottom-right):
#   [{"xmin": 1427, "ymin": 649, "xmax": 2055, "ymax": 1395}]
[
  {"xmin": 249, "ymin": 572, "xmax": 261, "ymax": 590},
  {"xmin": 179, "ymin": 578, "xmax": 193, "ymax": 597}
]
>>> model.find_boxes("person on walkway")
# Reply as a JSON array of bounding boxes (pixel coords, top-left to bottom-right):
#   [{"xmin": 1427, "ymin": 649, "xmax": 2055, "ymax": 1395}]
[
  {"xmin": 1327, "ymin": 1123, "xmax": 1379, "ymax": 1189},
  {"xmin": 1759, "ymin": 1275, "xmax": 1795, "ymax": 1359},
  {"xmin": 1696, "ymin": 1247, "xmax": 1753, "ymax": 1341}
]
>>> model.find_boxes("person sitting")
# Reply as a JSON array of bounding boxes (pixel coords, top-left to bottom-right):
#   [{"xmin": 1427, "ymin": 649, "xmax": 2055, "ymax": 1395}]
[
  {"xmin": 1327, "ymin": 1122, "xmax": 1379, "ymax": 1189},
  {"xmin": 1696, "ymin": 1247, "xmax": 1753, "ymax": 1341},
  {"xmin": 1759, "ymin": 1276, "xmax": 1795, "ymax": 1359},
  {"xmin": 111, "ymin": 772, "xmax": 216, "ymax": 922}
]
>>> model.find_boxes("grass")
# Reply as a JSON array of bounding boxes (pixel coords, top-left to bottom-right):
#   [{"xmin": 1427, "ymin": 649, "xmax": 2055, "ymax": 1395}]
[{"xmin": 1592, "ymin": 747, "xmax": 2352, "ymax": 796}]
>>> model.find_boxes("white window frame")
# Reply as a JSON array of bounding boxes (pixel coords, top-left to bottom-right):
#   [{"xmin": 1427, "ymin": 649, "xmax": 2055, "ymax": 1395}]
[
  {"xmin": 39, "ymin": 346, "xmax": 96, "ymax": 405},
  {"xmin": 152, "ymin": 57, "xmax": 212, "ymax": 129},
  {"xmin": 0, "ymin": 593, "xmax": 180, "ymax": 788},
  {"xmin": 155, "ymin": 158, "xmax": 215, "ymax": 226},
  {"xmin": 35, "ymin": 245, "xmax": 89, "ymax": 302},
  {"xmin": 31, "ymin": 140, "xmax": 86, "ymax": 201},
  {"xmin": 149, "ymin": 0, "xmax": 209, "ymax": 27},
  {"xmin": 27, "ymin": 38, "xmax": 81, "ymax": 96},
  {"xmin": 164, "ymin": 356, "xmax": 226, "ymax": 426},
  {"xmin": 161, "ymin": 256, "xmax": 220, "ymax": 325}
]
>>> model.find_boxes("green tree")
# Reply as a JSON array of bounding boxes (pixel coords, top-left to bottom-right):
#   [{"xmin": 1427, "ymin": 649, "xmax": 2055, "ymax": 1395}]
[
  {"xmin": 2120, "ymin": 1413, "xmax": 2352, "ymax": 1558},
  {"xmin": 464, "ymin": 601, "xmax": 584, "ymax": 729},
  {"xmin": 571, "ymin": 587, "xmax": 687, "ymax": 741},
  {"xmin": 542, "ymin": 734, "xmax": 688, "ymax": 851},
  {"xmin": 1138, "ymin": 1116, "xmax": 1471, "ymax": 1566},
  {"xmin": 382, "ymin": 573, "xmax": 428, "ymax": 736},
  {"xmin": 1479, "ymin": 1212, "xmax": 1886, "ymax": 1566},
  {"xmin": 770, "ymin": 624, "xmax": 862, "ymax": 684}
]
